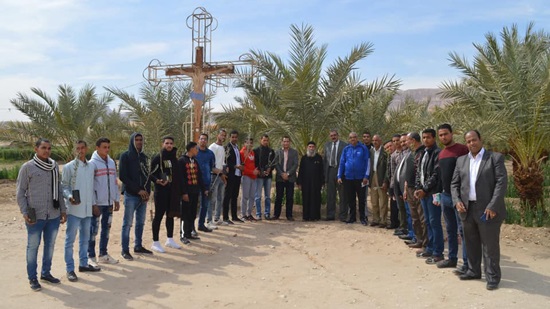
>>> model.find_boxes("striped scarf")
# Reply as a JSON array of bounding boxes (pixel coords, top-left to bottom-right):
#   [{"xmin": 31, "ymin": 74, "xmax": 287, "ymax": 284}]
[{"xmin": 33, "ymin": 154, "xmax": 59, "ymax": 203}]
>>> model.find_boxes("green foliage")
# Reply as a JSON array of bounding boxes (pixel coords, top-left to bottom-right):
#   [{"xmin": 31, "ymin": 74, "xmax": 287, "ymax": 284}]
[
  {"xmin": 294, "ymin": 187, "xmax": 302, "ymax": 205},
  {"xmin": 0, "ymin": 165, "xmax": 21, "ymax": 180},
  {"xmin": 505, "ymin": 201, "xmax": 522, "ymax": 225},
  {"xmin": 107, "ymin": 82, "xmax": 192, "ymax": 158},
  {"xmin": 2, "ymin": 84, "xmax": 127, "ymax": 161},
  {"xmin": 0, "ymin": 147, "xmax": 65, "ymax": 162},
  {"xmin": 217, "ymin": 24, "xmax": 400, "ymax": 154}
]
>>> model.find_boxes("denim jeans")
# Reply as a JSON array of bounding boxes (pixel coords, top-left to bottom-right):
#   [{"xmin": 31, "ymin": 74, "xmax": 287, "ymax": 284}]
[
  {"xmin": 65, "ymin": 215, "xmax": 91, "ymax": 272},
  {"xmin": 404, "ymin": 201, "xmax": 415, "ymax": 240},
  {"xmin": 26, "ymin": 217, "xmax": 60, "ymax": 280},
  {"xmin": 241, "ymin": 176, "xmax": 256, "ymax": 217},
  {"xmin": 209, "ymin": 176, "xmax": 225, "ymax": 221},
  {"xmin": 255, "ymin": 177, "xmax": 272, "ymax": 217},
  {"xmin": 88, "ymin": 205, "xmax": 113, "ymax": 257},
  {"xmin": 198, "ymin": 192, "xmax": 210, "ymax": 228},
  {"xmin": 420, "ymin": 194, "xmax": 444, "ymax": 257},
  {"xmin": 121, "ymin": 193, "xmax": 147, "ymax": 252},
  {"xmin": 441, "ymin": 192, "xmax": 468, "ymax": 264}
]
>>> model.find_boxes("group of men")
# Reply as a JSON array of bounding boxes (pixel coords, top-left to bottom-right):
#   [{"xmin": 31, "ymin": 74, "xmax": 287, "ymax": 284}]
[
  {"xmin": 17, "ymin": 124, "xmax": 506, "ymax": 292},
  {"xmin": 360, "ymin": 125, "xmax": 506, "ymax": 291}
]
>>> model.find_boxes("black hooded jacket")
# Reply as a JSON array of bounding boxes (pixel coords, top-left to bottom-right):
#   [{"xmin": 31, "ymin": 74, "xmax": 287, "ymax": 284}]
[
  {"xmin": 119, "ymin": 132, "xmax": 151, "ymax": 196},
  {"xmin": 150, "ymin": 147, "xmax": 179, "ymax": 193}
]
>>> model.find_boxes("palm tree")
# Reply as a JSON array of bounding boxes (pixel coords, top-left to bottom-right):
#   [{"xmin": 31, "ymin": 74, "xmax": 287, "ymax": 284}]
[
  {"xmin": 107, "ymin": 82, "xmax": 192, "ymax": 157},
  {"xmin": 3, "ymin": 84, "xmax": 115, "ymax": 161},
  {"xmin": 440, "ymin": 23, "xmax": 550, "ymax": 209},
  {"xmin": 216, "ymin": 24, "xmax": 400, "ymax": 155}
]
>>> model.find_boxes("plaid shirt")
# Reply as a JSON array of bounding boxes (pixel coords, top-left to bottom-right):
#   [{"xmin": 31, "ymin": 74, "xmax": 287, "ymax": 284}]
[{"xmin": 16, "ymin": 160, "xmax": 66, "ymax": 219}]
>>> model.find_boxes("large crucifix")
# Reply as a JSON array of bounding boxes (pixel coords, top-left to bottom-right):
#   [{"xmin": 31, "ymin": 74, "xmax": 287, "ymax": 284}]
[{"xmin": 145, "ymin": 7, "xmax": 254, "ymax": 142}]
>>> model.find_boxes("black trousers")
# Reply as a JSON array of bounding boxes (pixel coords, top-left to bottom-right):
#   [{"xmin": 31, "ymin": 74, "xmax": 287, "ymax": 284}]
[
  {"xmin": 180, "ymin": 192, "xmax": 199, "ymax": 238},
  {"xmin": 223, "ymin": 175, "xmax": 241, "ymax": 221},
  {"xmin": 389, "ymin": 194, "xmax": 400, "ymax": 228},
  {"xmin": 463, "ymin": 201, "xmax": 502, "ymax": 284},
  {"xmin": 344, "ymin": 179, "xmax": 366, "ymax": 222},
  {"xmin": 152, "ymin": 190, "xmax": 174, "ymax": 241},
  {"xmin": 274, "ymin": 181, "xmax": 295, "ymax": 219}
]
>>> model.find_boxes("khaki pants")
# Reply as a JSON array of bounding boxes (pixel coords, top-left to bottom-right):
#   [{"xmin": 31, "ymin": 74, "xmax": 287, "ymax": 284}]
[{"xmin": 370, "ymin": 171, "xmax": 388, "ymax": 224}]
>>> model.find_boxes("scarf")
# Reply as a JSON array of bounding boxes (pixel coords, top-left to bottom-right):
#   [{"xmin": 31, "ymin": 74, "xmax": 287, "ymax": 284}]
[{"xmin": 33, "ymin": 154, "xmax": 59, "ymax": 203}]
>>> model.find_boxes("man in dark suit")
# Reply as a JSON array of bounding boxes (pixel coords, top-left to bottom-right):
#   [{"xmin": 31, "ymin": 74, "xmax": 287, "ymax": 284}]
[
  {"xmin": 222, "ymin": 130, "xmax": 244, "ymax": 224},
  {"xmin": 451, "ymin": 130, "xmax": 507, "ymax": 291},
  {"xmin": 274, "ymin": 136, "xmax": 299, "ymax": 220},
  {"xmin": 323, "ymin": 130, "xmax": 347, "ymax": 221},
  {"xmin": 369, "ymin": 134, "xmax": 389, "ymax": 227}
]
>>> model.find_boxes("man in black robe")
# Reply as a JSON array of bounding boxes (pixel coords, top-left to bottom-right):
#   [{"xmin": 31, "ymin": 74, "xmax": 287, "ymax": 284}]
[{"xmin": 297, "ymin": 141, "xmax": 324, "ymax": 221}]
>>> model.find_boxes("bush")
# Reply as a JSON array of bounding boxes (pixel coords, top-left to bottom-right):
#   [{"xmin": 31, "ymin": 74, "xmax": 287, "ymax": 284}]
[
  {"xmin": 0, "ymin": 165, "xmax": 21, "ymax": 180},
  {"xmin": 0, "ymin": 147, "xmax": 65, "ymax": 161}
]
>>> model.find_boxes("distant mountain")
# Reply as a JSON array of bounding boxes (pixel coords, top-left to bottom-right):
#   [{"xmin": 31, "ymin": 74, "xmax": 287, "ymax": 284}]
[{"xmin": 389, "ymin": 88, "xmax": 451, "ymax": 110}]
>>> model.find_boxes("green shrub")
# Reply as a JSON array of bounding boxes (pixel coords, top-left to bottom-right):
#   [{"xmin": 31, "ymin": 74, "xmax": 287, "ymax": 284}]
[
  {"xmin": 0, "ymin": 165, "xmax": 21, "ymax": 180},
  {"xmin": 505, "ymin": 201, "xmax": 521, "ymax": 225}
]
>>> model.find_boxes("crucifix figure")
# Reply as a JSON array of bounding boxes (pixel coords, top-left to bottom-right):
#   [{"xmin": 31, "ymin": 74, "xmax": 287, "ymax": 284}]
[{"xmin": 165, "ymin": 46, "xmax": 234, "ymax": 141}]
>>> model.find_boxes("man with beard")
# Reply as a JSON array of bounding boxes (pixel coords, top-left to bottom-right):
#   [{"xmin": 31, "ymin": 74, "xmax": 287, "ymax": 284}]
[
  {"xmin": 196, "ymin": 133, "xmax": 216, "ymax": 232},
  {"xmin": 387, "ymin": 134, "xmax": 404, "ymax": 230},
  {"xmin": 120, "ymin": 133, "xmax": 152, "ymax": 260},
  {"xmin": 437, "ymin": 124, "xmax": 469, "ymax": 272},
  {"xmin": 369, "ymin": 134, "xmax": 389, "ymax": 227},
  {"xmin": 323, "ymin": 130, "xmax": 347, "ymax": 221},
  {"xmin": 274, "ymin": 136, "xmax": 299, "ymax": 221},
  {"xmin": 179, "ymin": 142, "xmax": 208, "ymax": 244},
  {"xmin": 297, "ymin": 141, "xmax": 324, "ymax": 221},
  {"xmin": 209, "ymin": 129, "xmax": 227, "ymax": 226},
  {"xmin": 149, "ymin": 136, "xmax": 182, "ymax": 253},
  {"xmin": 254, "ymin": 134, "xmax": 276, "ymax": 220},
  {"xmin": 222, "ymin": 130, "xmax": 244, "ymax": 224}
]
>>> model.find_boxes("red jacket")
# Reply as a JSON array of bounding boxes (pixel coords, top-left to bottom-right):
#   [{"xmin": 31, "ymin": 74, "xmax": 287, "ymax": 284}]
[{"xmin": 240, "ymin": 146, "xmax": 257, "ymax": 179}]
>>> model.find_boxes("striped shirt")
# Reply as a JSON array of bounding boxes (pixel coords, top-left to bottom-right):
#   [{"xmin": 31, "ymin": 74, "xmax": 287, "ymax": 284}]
[{"xmin": 16, "ymin": 159, "xmax": 66, "ymax": 219}]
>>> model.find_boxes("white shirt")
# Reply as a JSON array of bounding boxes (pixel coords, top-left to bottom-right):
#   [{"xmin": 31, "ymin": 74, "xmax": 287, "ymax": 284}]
[
  {"xmin": 468, "ymin": 147, "xmax": 485, "ymax": 201},
  {"xmin": 61, "ymin": 158, "xmax": 95, "ymax": 218},
  {"xmin": 373, "ymin": 147, "xmax": 381, "ymax": 172},
  {"xmin": 209, "ymin": 143, "xmax": 226, "ymax": 171}
]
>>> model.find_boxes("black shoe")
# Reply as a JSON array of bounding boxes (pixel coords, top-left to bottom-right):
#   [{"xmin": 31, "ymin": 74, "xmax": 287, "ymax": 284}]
[
  {"xmin": 369, "ymin": 222, "xmax": 379, "ymax": 227},
  {"xmin": 79, "ymin": 264, "xmax": 101, "ymax": 272},
  {"xmin": 29, "ymin": 278, "xmax": 42, "ymax": 291},
  {"xmin": 453, "ymin": 264, "xmax": 468, "ymax": 275},
  {"xmin": 233, "ymin": 218, "xmax": 245, "ymax": 223},
  {"xmin": 393, "ymin": 229, "xmax": 405, "ymax": 236},
  {"xmin": 436, "ymin": 259, "xmax": 458, "ymax": 269},
  {"xmin": 134, "ymin": 246, "xmax": 153, "ymax": 254},
  {"xmin": 287, "ymin": 217, "xmax": 295, "ymax": 221},
  {"xmin": 386, "ymin": 225, "xmax": 398, "ymax": 229},
  {"xmin": 272, "ymin": 216, "xmax": 280, "ymax": 220},
  {"xmin": 404, "ymin": 239, "xmax": 416, "ymax": 245},
  {"xmin": 416, "ymin": 251, "xmax": 433, "ymax": 258},
  {"xmin": 264, "ymin": 214, "xmax": 271, "ymax": 220},
  {"xmin": 40, "ymin": 273, "xmax": 61, "ymax": 284},
  {"xmin": 459, "ymin": 273, "xmax": 481, "ymax": 280},
  {"xmin": 360, "ymin": 220, "xmax": 368, "ymax": 226},
  {"xmin": 188, "ymin": 234, "xmax": 201, "ymax": 240},
  {"xmin": 180, "ymin": 237, "xmax": 191, "ymax": 245},
  {"xmin": 121, "ymin": 251, "xmax": 134, "ymax": 261},
  {"xmin": 398, "ymin": 235, "xmax": 412, "ymax": 240},
  {"xmin": 324, "ymin": 218, "xmax": 335, "ymax": 221},
  {"xmin": 198, "ymin": 225, "xmax": 213, "ymax": 232},
  {"xmin": 67, "ymin": 271, "xmax": 78, "ymax": 282},
  {"xmin": 345, "ymin": 219, "xmax": 356, "ymax": 224},
  {"xmin": 224, "ymin": 220, "xmax": 235, "ymax": 225},
  {"xmin": 378, "ymin": 224, "xmax": 387, "ymax": 228},
  {"xmin": 486, "ymin": 283, "xmax": 499, "ymax": 290}
]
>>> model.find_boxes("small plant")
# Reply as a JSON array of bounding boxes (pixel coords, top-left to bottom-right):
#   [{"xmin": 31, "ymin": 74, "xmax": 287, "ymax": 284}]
[{"xmin": 505, "ymin": 201, "xmax": 521, "ymax": 225}]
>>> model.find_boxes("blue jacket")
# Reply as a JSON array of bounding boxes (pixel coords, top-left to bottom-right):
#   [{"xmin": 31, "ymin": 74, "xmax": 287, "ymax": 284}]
[
  {"xmin": 119, "ymin": 132, "xmax": 151, "ymax": 196},
  {"xmin": 195, "ymin": 147, "xmax": 215, "ymax": 188},
  {"xmin": 337, "ymin": 143, "xmax": 370, "ymax": 181}
]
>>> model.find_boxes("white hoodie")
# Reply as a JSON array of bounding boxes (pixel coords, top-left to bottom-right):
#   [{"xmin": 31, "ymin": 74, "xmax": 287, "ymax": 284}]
[{"xmin": 90, "ymin": 150, "xmax": 120, "ymax": 206}]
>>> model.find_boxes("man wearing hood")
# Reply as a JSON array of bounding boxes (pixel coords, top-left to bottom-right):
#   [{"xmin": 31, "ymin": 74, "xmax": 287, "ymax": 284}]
[
  {"xmin": 149, "ymin": 136, "xmax": 183, "ymax": 253},
  {"xmin": 119, "ymin": 133, "xmax": 152, "ymax": 260},
  {"xmin": 89, "ymin": 137, "xmax": 120, "ymax": 266}
]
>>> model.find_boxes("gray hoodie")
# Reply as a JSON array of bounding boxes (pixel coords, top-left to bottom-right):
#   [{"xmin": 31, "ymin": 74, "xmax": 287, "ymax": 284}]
[{"xmin": 90, "ymin": 150, "xmax": 120, "ymax": 206}]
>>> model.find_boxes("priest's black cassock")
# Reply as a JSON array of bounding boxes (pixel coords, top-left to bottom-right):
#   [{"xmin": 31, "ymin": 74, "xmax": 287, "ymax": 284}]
[{"xmin": 297, "ymin": 153, "xmax": 324, "ymax": 221}]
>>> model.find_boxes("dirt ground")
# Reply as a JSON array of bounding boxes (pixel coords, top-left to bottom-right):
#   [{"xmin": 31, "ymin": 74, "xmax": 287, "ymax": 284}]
[{"xmin": 1, "ymin": 179, "xmax": 550, "ymax": 308}]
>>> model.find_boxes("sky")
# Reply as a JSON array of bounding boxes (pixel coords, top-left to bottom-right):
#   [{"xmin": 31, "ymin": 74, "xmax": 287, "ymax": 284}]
[{"xmin": 1, "ymin": 0, "xmax": 549, "ymax": 122}]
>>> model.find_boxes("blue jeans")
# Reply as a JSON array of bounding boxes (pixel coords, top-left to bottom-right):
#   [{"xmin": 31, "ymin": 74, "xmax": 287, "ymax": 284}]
[
  {"xmin": 26, "ymin": 217, "xmax": 60, "ymax": 280},
  {"xmin": 122, "ymin": 193, "xmax": 147, "ymax": 252},
  {"xmin": 198, "ymin": 192, "xmax": 210, "ymax": 228},
  {"xmin": 65, "ymin": 215, "xmax": 91, "ymax": 272},
  {"xmin": 441, "ymin": 192, "xmax": 468, "ymax": 264},
  {"xmin": 88, "ymin": 205, "xmax": 113, "ymax": 257},
  {"xmin": 255, "ymin": 177, "xmax": 272, "ymax": 217},
  {"xmin": 404, "ymin": 202, "xmax": 415, "ymax": 240},
  {"xmin": 209, "ymin": 176, "xmax": 225, "ymax": 221},
  {"xmin": 420, "ymin": 194, "xmax": 444, "ymax": 257}
]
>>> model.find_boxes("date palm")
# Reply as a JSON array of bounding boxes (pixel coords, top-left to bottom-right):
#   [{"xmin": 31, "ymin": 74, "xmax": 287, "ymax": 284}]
[
  {"xmin": 441, "ymin": 23, "xmax": 550, "ymax": 209},
  {"xmin": 3, "ymin": 84, "xmax": 116, "ymax": 161},
  {"xmin": 217, "ymin": 24, "xmax": 400, "ymax": 155}
]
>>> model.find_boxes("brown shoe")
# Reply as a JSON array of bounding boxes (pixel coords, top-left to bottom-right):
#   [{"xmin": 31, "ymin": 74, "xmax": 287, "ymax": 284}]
[
  {"xmin": 378, "ymin": 224, "xmax": 387, "ymax": 228},
  {"xmin": 408, "ymin": 243, "xmax": 422, "ymax": 249}
]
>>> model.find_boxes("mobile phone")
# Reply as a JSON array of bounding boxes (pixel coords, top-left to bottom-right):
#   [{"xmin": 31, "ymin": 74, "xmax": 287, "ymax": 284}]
[
  {"xmin": 480, "ymin": 213, "xmax": 488, "ymax": 222},
  {"xmin": 72, "ymin": 190, "xmax": 81, "ymax": 204}
]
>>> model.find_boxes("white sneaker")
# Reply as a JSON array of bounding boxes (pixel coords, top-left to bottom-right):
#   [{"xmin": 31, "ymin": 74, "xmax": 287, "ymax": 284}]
[
  {"xmin": 151, "ymin": 241, "xmax": 165, "ymax": 253},
  {"xmin": 99, "ymin": 254, "xmax": 119, "ymax": 264},
  {"xmin": 165, "ymin": 238, "xmax": 182, "ymax": 249},
  {"xmin": 207, "ymin": 222, "xmax": 218, "ymax": 230},
  {"xmin": 215, "ymin": 219, "xmax": 229, "ymax": 226},
  {"xmin": 88, "ymin": 257, "xmax": 99, "ymax": 267}
]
